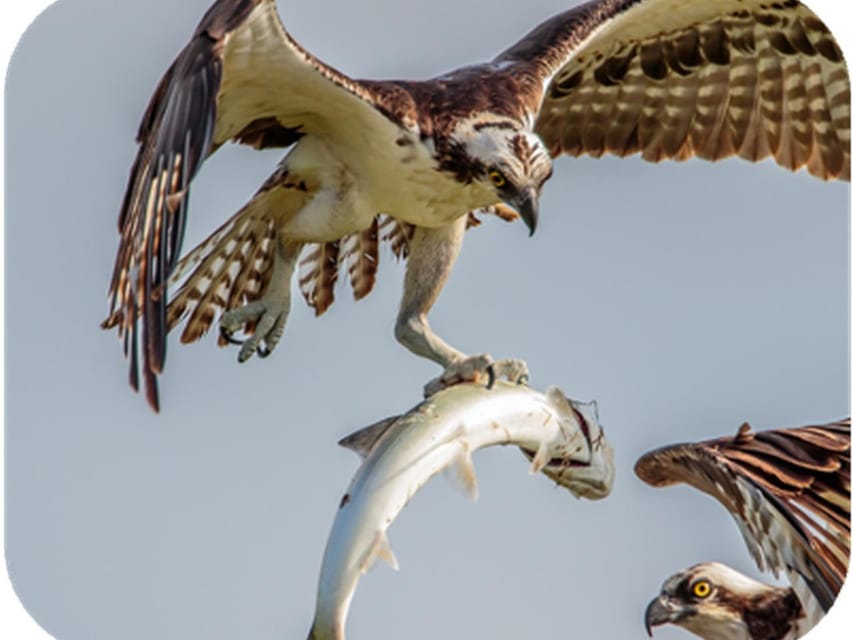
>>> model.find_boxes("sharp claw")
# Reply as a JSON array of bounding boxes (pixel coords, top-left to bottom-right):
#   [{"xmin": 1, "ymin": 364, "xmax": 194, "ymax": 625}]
[
  {"xmin": 257, "ymin": 345, "xmax": 271, "ymax": 358},
  {"xmin": 485, "ymin": 364, "xmax": 496, "ymax": 389},
  {"xmin": 518, "ymin": 373, "xmax": 529, "ymax": 386},
  {"xmin": 219, "ymin": 325, "xmax": 244, "ymax": 346}
]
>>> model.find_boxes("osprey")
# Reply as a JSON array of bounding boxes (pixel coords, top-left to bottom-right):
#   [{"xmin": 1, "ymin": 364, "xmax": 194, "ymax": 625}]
[
  {"xmin": 644, "ymin": 562, "xmax": 806, "ymax": 640},
  {"xmin": 637, "ymin": 419, "xmax": 850, "ymax": 639},
  {"xmin": 103, "ymin": 0, "xmax": 850, "ymax": 410}
]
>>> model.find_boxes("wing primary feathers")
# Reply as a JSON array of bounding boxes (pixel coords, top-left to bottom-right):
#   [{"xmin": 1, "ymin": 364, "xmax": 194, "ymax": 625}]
[{"xmin": 103, "ymin": 1, "xmax": 262, "ymax": 410}]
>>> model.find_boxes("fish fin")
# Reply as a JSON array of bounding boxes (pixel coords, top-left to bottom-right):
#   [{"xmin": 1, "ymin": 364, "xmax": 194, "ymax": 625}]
[
  {"xmin": 529, "ymin": 441, "xmax": 551, "ymax": 475},
  {"xmin": 338, "ymin": 416, "xmax": 399, "ymax": 459},
  {"xmin": 443, "ymin": 444, "xmax": 479, "ymax": 501},
  {"xmin": 545, "ymin": 386, "xmax": 574, "ymax": 416},
  {"xmin": 361, "ymin": 531, "xmax": 399, "ymax": 573},
  {"xmin": 377, "ymin": 532, "xmax": 399, "ymax": 571}
]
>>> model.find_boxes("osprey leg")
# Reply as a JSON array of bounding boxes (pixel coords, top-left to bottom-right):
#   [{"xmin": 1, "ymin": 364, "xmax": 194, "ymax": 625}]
[
  {"xmin": 394, "ymin": 218, "xmax": 528, "ymax": 395},
  {"xmin": 220, "ymin": 237, "xmax": 302, "ymax": 362}
]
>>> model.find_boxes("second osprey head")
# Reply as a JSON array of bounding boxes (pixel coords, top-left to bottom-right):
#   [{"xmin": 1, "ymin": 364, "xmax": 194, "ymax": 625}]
[{"xmin": 644, "ymin": 562, "xmax": 804, "ymax": 640}]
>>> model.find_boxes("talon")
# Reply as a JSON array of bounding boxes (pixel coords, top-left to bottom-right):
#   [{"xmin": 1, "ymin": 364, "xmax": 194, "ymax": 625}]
[
  {"xmin": 219, "ymin": 325, "xmax": 244, "ymax": 346},
  {"xmin": 517, "ymin": 373, "xmax": 529, "ymax": 386},
  {"xmin": 486, "ymin": 364, "xmax": 496, "ymax": 389},
  {"xmin": 218, "ymin": 293, "xmax": 291, "ymax": 363}
]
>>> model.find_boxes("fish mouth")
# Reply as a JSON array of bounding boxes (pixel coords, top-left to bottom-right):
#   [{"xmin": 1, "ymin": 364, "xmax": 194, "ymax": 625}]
[
  {"xmin": 519, "ymin": 402, "xmax": 614, "ymax": 500},
  {"xmin": 520, "ymin": 414, "xmax": 590, "ymax": 470},
  {"xmin": 520, "ymin": 406, "xmax": 593, "ymax": 468},
  {"xmin": 528, "ymin": 456, "xmax": 590, "ymax": 470}
]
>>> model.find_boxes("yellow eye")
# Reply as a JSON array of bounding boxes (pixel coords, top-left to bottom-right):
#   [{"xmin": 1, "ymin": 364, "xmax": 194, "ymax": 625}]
[
  {"xmin": 489, "ymin": 170, "xmax": 506, "ymax": 188},
  {"xmin": 692, "ymin": 580, "xmax": 711, "ymax": 599}
]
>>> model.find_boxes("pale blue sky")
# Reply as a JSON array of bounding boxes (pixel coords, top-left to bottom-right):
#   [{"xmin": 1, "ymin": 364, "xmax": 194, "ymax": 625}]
[{"xmin": 5, "ymin": 1, "xmax": 849, "ymax": 639}]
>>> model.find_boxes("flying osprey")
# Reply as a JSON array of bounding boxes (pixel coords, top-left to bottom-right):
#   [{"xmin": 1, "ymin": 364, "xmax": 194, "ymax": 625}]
[
  {"xmin": 103, "ymin": 0, "xmax": 850, "ymax": 410},
  {"xmin": 637, "ymin": 419, "xmax": 850, "ymax": 639}
]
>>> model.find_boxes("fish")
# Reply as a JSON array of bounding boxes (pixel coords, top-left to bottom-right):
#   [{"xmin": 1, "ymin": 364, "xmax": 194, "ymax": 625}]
[{"xmin": 307, "ymin": 381, "xmax": 615, "ymax": 640}]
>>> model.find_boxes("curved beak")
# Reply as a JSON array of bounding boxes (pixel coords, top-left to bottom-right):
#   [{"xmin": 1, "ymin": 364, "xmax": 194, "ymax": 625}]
[
  {"xmin": 644, "ymin": 595, "xmax": 691, "ymax": 636},
  {"xmin": 508, "ymin": 187, "xmax": 539, "ymax": 236}
]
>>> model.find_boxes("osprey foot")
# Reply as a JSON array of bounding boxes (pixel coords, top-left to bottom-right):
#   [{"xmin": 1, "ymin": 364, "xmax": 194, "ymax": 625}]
[
  {"xmin": 424, "ymin": 355, "xmax": 528, "ymax": 397},
  {"xmin": 219, "ymin": 299, "xmax": 289, "ymax": 363}
]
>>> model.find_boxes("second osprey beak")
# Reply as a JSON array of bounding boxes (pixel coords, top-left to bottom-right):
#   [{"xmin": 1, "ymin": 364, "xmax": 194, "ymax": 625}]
[
  {"xmin": 644, "ymin": 596, "xmax": 692, "ymax": 636},
  {"xmin": 511, "ymin": 187, "xmax": 538, "ymax": 236}
]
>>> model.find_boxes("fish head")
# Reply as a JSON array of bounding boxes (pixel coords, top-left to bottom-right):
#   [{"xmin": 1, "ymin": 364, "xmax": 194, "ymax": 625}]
[{"xmin": 523, "ymin": 388, "xmax": 615, "ymax": 500}]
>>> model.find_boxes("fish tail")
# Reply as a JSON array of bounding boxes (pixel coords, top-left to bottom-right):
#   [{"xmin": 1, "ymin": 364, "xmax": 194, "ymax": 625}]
[
  {"xmin": 305, "ymin": 624, "xmax": 322, "ymax": 640},
  {"xmin": 308, "ymin": 618, "xmax": 346, "ymax": 640},
  {"xmin": 306, "ymin": 621, "xmax": 342, "ymax": 640}
]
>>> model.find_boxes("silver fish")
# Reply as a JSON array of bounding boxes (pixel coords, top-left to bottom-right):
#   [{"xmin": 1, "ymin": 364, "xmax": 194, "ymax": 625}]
[{"xmin": 307, "ymin": 381, "xmax": 615, "ymax": 640}]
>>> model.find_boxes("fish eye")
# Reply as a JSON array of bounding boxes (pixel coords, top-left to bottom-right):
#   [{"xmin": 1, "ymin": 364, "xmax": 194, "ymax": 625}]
[
  {"xmin": 489, "ymin": 169, "xmax": 507, "ymax": 188},
  {"xmin": 692, "ymin": 580, "xmax": 712, "ymax": 599}
]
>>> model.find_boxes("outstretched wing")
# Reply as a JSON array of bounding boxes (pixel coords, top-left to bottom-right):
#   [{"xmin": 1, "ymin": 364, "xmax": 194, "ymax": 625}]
[
  {"xmin": 635, "ymin": 419, "xmax": 850, "ymax": 622},
  {"xmin": 496, "ymin": 0, "xmax": 849, "ymax": 180},
  {"xmin": 103, "ymin": 0, "xmax": 404, "ymax": 411}
]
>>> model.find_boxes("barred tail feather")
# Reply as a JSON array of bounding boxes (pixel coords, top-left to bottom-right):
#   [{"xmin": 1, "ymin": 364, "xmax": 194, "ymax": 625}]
[
  {"xmin": 296, "ymin": 210, "xmax": 516, "ymax": 317},
  {"xmin": 378, "ymin": 214, "xmax": 414, "ymax": 259},
  {"xmin": 340, "ymin": 217, "xmax": 379, "ymax": 300},
  {"xmin": 299, "ymin": 216, "xmax": 393, "ymax": 317},
  {"xmin": 298, "ymin": 241, "xmax": 340, "ymax": 316}
]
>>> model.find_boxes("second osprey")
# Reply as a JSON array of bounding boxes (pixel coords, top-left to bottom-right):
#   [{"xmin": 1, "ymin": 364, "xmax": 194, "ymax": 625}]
[{"xmin": 104, "ymin": 0, "xmax": 850, "ymax": 410}]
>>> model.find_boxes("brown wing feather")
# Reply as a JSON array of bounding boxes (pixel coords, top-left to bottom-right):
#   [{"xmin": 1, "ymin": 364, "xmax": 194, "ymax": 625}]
[
  {"xmin": 635, "ymin": 418, "xmax": 850, "ymax": 614},
  {"xmin": 497, "ymin": 0, "xmax": 849, "ymax": 180}
]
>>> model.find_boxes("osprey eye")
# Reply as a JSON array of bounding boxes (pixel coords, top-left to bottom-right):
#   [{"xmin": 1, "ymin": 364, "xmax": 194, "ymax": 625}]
[
  {"xmin": 489, "ymin": 170, "xmax": 507, "ymax": 188},
  {"xmin": 692, "ymin": 580, "xmax": 712, "ymax": 598}
]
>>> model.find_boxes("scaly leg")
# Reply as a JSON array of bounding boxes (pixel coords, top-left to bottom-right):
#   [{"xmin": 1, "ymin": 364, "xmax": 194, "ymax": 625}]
[
  {"xmin": 220, "ymin": 236, "xmax": 302, "ymax": 362},
  {"xmin": 394, "ymin": 217, "xmax": 528, "ymax": 396}
]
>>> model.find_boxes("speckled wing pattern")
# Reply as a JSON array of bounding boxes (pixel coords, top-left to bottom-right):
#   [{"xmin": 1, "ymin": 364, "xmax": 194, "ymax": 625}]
[
  {"xmin": 498, "ymin": 0, "xmax": 850, "ymax": 179},
  {"xmin": 102, "ymin": 0, "xmax": 402, "ymax": 410},
  {"xmin": 635, "ymin": 419, "xmax": 850, "ymax": 622}
]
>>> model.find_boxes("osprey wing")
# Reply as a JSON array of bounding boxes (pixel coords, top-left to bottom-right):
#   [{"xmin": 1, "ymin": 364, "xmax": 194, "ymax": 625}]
[
  {"xmin": 496, "ymin": 0, "xmax": 849, "ymax": 180},
  {"xmin": 635, "ymin": 419, "xmax": 850, "ymax": 621},
  {"xmin": 103, "ymin": 0, "xmax": 403, "ymax": 411}
]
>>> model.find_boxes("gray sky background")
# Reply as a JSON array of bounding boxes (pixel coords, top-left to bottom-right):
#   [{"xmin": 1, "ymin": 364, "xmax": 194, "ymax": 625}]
[{"xmin": 5, "ymin": 0, "xmax": 849, "ymax": 638}]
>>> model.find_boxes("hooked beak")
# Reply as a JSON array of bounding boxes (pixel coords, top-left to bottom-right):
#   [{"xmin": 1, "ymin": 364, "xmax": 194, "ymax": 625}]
[
  {"xmin": 644, "ymin": 595, "xmax": 692, "ymax": 636},
  {"xmin": 507, "ymin": 187, "xmax": 539, "ymax": 236}
]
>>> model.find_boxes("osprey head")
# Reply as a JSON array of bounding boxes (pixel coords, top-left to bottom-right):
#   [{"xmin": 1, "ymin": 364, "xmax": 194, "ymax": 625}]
[
  {"xmin": 644, "ymin": 562, "xmax": 802, "ymax": 640},
  {"xmin": 448, "ymin": 119, "xmax": 553, "ymax": 235}
]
